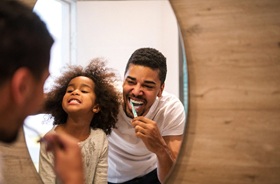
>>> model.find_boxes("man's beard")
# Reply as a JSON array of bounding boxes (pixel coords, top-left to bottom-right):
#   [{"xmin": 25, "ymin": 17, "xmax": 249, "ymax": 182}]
[{"xmin": 123, "ymin": 102, "xmax": 134, "ymax": 119}]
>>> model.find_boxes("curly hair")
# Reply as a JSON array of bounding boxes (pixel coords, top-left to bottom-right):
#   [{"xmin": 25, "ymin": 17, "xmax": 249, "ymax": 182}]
[
  {"xmin": 44, "ymin": 58, "xmax": 121, "ymax": 135},
  {"xmin": 124, "ymin": 47, "xmax": 167, "ymax": 85}
]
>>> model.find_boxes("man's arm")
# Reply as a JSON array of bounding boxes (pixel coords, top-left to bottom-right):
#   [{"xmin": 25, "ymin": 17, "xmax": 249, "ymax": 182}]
[
  {"xmin": 157, "ymin": 135, "xmax": 183, "ymax": 183},
  {"xmin": 131, "ymin": 117, "xmax": 183, "ymax": 183}
]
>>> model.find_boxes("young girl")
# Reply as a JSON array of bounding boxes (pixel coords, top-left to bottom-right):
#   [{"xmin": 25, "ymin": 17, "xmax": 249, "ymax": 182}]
[{"xmin": 39, "ymin": 58, "xmax": 121, "ymax": 184}]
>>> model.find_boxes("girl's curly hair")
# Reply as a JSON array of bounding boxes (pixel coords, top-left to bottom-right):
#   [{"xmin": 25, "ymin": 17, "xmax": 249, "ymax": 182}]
[{"xmin": 44, "ymin": 58, "xmax": 121, "ymax": 135}]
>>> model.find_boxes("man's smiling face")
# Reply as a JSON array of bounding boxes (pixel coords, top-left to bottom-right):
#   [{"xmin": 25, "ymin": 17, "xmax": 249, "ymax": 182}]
[{"xmin": 122, "ymin": 64, "xmax": 164, "ymax": 118}]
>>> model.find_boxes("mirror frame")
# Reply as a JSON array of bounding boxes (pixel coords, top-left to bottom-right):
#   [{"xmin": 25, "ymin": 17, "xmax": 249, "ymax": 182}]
[{"xmin": 1, "ymin": 0, "xmax": 280, "ymax": 184}]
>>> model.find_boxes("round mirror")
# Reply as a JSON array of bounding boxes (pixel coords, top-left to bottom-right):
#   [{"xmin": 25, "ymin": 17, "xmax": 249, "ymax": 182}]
[{"xmin": 23, "ymin": 0, "xmax": 188, "ymax": 180}]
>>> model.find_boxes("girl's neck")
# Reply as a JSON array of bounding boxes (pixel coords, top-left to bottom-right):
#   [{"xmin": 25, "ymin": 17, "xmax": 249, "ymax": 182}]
[{"xmin": 55, "ymin": 121, "xmax": 91, "ymax": 142}]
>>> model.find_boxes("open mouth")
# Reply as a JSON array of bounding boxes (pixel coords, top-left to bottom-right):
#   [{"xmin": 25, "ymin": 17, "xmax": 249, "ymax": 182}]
[
  {"xmin": 68, "ymin": 98, "xmax": 81, "ymax": 104},
  {"xmin": 130, "ymin": 99, "xmax": 143, "ymax": 109}
]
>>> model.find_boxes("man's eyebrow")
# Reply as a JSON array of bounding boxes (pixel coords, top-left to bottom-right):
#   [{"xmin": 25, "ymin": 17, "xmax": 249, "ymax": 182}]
[
  {"xmin": 143, "ymin": 80, "xmax": 156, "ymax": 86},
  {"xmin": 126, "ymin": 76, "xmax": 156, "ymax": 85}
]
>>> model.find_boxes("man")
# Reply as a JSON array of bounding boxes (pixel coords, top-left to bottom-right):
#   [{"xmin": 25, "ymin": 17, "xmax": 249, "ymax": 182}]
[
  {"xmin": 0, "ymin": 1, "xmax": 83, "ymax": 183},
  {"xmin": 108, "ymin": 48, "xmax": 186, "ymax": 184}
]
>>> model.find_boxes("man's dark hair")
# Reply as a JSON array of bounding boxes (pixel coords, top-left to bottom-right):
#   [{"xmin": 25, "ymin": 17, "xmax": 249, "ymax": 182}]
[
  {"xmin": 124, "ymin": 47, "xmax": 167, "ymax": 85},
  {"xmin": 0, "ymin": 0, "xmax": 54, "ymax": 85}
]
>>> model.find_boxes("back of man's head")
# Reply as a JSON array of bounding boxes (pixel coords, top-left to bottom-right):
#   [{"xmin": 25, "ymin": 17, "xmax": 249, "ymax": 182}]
[{"xmin": 0, "ymin": 0, "xmax": 54, "ymax": 86}]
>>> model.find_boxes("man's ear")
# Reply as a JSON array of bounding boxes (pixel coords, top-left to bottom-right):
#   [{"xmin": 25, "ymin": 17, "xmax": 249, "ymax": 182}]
[
  {"xmin": 157, "ymin": 83, "xmax": 165, "ymax": 97},
  {"xmin": 92, "ymin": 104, "xmax": 101, "ymax": 113},
  {"xmin": 10, "ymin": 68, "xmax": 33, "ymax": 106}
]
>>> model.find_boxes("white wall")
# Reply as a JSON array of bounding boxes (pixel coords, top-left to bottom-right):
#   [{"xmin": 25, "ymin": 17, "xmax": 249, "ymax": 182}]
[{"xmin": 76, "ymin": 0, "xmax": 179, "ymax": 97}]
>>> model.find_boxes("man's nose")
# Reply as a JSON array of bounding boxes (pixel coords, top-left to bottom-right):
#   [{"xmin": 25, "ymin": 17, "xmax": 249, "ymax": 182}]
[{"xmin": 132, "ymin": 84, "xmax": 143, "ymax": 96}]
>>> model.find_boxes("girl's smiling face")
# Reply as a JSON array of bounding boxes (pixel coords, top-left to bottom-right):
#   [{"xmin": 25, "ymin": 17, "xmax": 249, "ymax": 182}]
[{"xmin": 62, "ymin": 76, "xmax": 100, "ymax": 116}]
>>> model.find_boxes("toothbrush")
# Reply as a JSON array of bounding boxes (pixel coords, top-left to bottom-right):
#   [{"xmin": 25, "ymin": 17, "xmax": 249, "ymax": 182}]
[{"xmin": 130, "ymin": 100, "xmax": 138, "ymax": 118}]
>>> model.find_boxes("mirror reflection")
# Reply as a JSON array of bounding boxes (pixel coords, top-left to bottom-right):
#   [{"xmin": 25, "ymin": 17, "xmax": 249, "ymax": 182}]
[{"xmin": 24, "ymin": 0, "xmax": 188, "ymax": 183}]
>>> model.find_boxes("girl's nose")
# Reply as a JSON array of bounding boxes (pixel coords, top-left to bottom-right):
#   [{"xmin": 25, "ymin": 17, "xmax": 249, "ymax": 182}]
[{"xmin": 71, "ymin": 89, "xmax": 79, "ymax": 95}]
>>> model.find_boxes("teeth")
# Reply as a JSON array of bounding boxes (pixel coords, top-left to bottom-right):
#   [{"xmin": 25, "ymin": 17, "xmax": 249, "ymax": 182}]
[
  {"xmin": 69, "ymin": 99, "xmax": 80, "ymax": 103},
  {"xmin": 130, "ymin": 99, "xmax": 143, "ymax": 105}
]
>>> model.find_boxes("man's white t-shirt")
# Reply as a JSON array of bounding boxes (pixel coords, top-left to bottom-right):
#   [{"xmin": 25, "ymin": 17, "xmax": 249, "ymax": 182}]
[{"xmin": 108, "ymin": 91, "xmax": 186, "ymax": 183}]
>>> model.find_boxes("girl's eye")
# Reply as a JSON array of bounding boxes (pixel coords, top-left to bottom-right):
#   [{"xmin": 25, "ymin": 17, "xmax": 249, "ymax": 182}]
[{"xmin": 67, "ymin": 89, "xmax": 73, "ymax": 93}]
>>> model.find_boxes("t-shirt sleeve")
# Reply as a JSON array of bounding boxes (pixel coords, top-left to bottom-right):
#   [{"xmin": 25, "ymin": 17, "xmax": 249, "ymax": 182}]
[{"xmin": 161, "ymin": 95, "xmax": 186, "ymax": 136}]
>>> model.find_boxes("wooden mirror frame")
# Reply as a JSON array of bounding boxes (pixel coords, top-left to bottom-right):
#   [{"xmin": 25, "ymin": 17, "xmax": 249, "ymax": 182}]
[{"xmin": 1, "ymin": 0, "xmax": 280, "ymax": 183}]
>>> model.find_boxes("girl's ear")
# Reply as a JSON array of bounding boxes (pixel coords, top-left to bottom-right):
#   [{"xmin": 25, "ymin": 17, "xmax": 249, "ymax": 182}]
[
  {"xmin": 11, "ymin": 68, "xmax": 33, "ymax": 106},
  {"xmin": 92, "ymin": 104, "xmax": 100, "ymax": 113}
]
